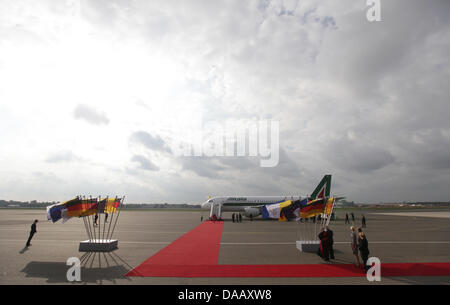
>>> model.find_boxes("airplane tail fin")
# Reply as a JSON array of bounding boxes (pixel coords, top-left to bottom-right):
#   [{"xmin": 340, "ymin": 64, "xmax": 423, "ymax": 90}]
[{"xmin": 310, "ymin": 175, "xmax": 332, "ymax": 199}]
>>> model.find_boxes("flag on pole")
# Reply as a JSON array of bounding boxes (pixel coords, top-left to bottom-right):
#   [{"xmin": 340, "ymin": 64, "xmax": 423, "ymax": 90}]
[
  {"xmin": 324, "ymin": 197, "xmax": 335, "ymax": 216},
  {"xmin": 300, "ymin": 198, "xmax": 325, "ymax": 218},
  {"xmin": 97, "ymin": 197, "xmax": 107, "ymax": 213},
  {"xmin": 105, "ymin": 197, "xmax": 120, "ymax": 213},
  {"xmin": 281, "ymin": 198, "xmax": 308, "ymax": 221},
  {"xmin": 278, "ymin": 210, "xmax": 287, "ymax": 222},
  {"xmin": 261, "ymin": 205, "xmax": 270, "ymax": 218},
  {"xmin": 71, "ymin": 198, "xmax": 98, "ymax": 217},
  {"xmin": 263, "ymin": 203, "xmax": 281, "ymax": 219},
  {"xmin": 46, "ymin": 203, "xmax": 64, "ymax": 223},
  {"xmin": 277, "ymin": 200, "xmax": 293, "ymax": 221},
  {"xmin": 261, "ymin": 200, "xmax": 292, "ymax": 219}
]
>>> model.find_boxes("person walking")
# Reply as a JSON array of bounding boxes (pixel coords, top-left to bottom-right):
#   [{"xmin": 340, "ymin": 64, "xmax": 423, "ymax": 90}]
[
  {"xmin": 232, "ymin": 213, "xmax": 235, "ymax": 223},
  {"xmin": 26, "ymin": 220, "xmax": 38, "ymax": 247},
  {"xmin": 358, "ymin": 231, "xmax": 370, "ymax": 271},
  {"xmin": 351, "ymin": 212, "xmax": 355, "ymax": 222},
  {"xmin": 345, "ymin": 213, "xmax": 349, "ymax": 224},
  {"xmin": 362, "ymin": 215, "xmax": 366, "ymax": 228},
  {"xmin": 350, "ymin": 226, "xmax": 360, "ymax": 267},
  {"xmin": 239, "ymin": 213, "xmax": 242, "ymax": 223}
]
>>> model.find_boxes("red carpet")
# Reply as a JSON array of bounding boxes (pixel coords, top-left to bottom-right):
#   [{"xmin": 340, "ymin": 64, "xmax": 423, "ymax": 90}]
[
  {"xmin": 126, "ymin": 221, "xmax": 223, "ymax": 276},
  {"xmin": 127, "ymin": 262, "xmax": 450, "ymax": 278},
  {"xmin": 126, "ymin": 221, "xmax": 450, "ymax": 278}
]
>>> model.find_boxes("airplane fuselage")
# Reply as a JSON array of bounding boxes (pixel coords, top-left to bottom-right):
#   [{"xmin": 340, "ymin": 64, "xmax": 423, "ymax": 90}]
[
  {"xmin": 202, "ymin": 196, "xmax": 305, "ymax": 215},
  {"xmin": 201, "ymin": 175, "xmax": 332, "ymax": 218}
]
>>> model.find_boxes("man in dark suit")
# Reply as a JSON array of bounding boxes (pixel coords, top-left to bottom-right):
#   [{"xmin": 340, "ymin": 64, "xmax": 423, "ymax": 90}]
[
  {"xmin": 26, "ymin": 220, "xmax": 38, "ymax": 247},
  {"xmin": 358, "ymin": 232, "xmax": 370, "ymax": 271},
  {"xmin": 326, "ymin": 226, "xmax": 335, "ymax": 259}
]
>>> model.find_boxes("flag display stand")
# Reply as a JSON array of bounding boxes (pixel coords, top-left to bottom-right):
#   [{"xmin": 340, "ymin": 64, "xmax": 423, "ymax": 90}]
[
  {"xmin": 46, "ymin": 195, "xmax": 127, "ymax": 271},
  {"xmin": 296, "ymin": 216, "xmax": 321, "ymax": 253},
  {"xmin": 296, "ymin": 240, "xmax": 320, "ymax": 252},
  {"xmin": 79, "ymin": 239, "xmax": 118, "ymax": 252},
  {"xmin": 78, "ymin": 196, "xmax": 124, "ymax": 254}
]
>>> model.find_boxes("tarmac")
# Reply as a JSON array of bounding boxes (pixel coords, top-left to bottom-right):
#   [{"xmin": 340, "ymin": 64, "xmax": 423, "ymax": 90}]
[{"xmin": 0, "ymin": 208, "xmax": 449, "ymax": 285}]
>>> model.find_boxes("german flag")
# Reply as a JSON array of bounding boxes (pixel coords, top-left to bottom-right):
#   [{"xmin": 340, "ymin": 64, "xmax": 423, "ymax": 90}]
[
  {"xmin": 67, "ymin": 198, "xmax": 98, "ymax": 217},
  {"xmin": 300, "ymin": 198, "xmax": 325, "ymax": 218}
]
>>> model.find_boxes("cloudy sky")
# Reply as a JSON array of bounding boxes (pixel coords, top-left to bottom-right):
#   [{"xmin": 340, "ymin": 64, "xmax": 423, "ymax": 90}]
[{"xmin": 0, "ymin": 0, "xmax": 449, "ymax": 204}]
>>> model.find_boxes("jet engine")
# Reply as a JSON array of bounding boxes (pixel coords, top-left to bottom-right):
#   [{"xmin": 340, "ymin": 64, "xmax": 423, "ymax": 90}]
[{"xmin": 244, "ymin": 207, "xmax": 260, "ymax": 218}]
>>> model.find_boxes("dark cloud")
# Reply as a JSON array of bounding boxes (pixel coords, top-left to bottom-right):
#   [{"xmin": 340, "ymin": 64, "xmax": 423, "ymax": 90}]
[
  {"xmin": 260, "ymin": 148, "xmax": 302, "ymax": 178},
  {"xmin": 398, "ymin": 129, "xmax": 450, "ymax": 170},
  {"xmin": 325, "ymin": 137, "xmax": 395, "ymax": 174},
  {"xmin": 73, "ymin": 104, "xmax": 109, "ymax": 125},
  {"xmin": 130, "ymin": 131, "xmax": 171, "ymax": 153},
  {"xmin": 130, "ymin": 155, "xmax": 159, "ymax": 171}
]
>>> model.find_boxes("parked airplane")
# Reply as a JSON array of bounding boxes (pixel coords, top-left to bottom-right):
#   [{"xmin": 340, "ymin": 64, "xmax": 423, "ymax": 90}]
[{"xmin": 201, "ymin": 175, "xmax": 332, "ymax": 218}]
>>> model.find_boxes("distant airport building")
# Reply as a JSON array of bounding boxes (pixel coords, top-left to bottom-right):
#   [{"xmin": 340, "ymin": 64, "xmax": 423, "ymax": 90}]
[{"xmin": 335, "ymin": 200, "xmax": 355, "ymax": 208}]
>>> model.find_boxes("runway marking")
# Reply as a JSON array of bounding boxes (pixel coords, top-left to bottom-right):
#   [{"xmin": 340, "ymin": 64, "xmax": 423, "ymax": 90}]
[
  {"xmin": 0, "ymin": 228, "xmax": 188, "ymax": 234},
  {"xmin": 221, "ymin": 241, "xmax": 450, "ymax": 245},
  {"xmin": 221, "ymin": 242, "xmax": 295, "ymax": 245},
  {"xmin": 372, "ymin": 212, "xmax": 450, "ymax": 219},
  {"xmin": 1, "ymin": 239, "xmax": 450, "ymax": 245},
  {"xmin": 0, "ymin": 239, "xmax": 171, "ymax": 244}
]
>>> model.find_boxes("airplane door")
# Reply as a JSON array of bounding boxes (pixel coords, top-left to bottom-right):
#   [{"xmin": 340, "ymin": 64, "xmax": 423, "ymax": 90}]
[{"xmin": 209, "ymin": 202, "xmax": 222, "ymax": 220}]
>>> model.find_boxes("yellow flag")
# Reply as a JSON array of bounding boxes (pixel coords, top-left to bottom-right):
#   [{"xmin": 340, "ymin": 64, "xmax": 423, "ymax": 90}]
[{"xmin": 324, "ymin": 197, "xmax": 335, "ymax": 216}]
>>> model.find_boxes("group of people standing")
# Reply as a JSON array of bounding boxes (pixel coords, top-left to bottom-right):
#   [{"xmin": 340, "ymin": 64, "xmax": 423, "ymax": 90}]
[
  {"xmin": 317, "ymin": 224, "xmax": 370, "ymax": 271},
  {"xmin": 232, "ymin": 213, "xmax": 242, "ymax": 223}
]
